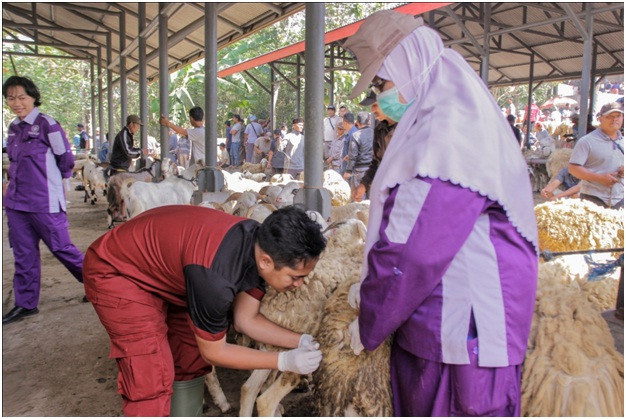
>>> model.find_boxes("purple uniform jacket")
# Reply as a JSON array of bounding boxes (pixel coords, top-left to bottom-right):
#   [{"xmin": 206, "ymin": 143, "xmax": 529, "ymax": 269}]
[
  {"xmin": 359, "ymin": 176, "xmax": 537, "ymax": 367},
  {"xmin": 5, "ymin": 108, "xmax": 74, "ymax": 213}
]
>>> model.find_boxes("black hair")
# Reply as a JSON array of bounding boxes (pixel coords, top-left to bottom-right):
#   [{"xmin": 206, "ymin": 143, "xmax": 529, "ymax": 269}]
[
  {"xmin": 225, "ymin": 120, "xmax": 231, "ymax": 127},
  {"xmin": 233, "ymin": 114, "xmax": 241, "ymax": 122},
  {"xmin": 256, "ymin": 206, "xmax": 327, "ymax": 269},
  {"xmin": 273, "ymin": 129, "xmax": 282, "ymax": 135},
  {"xmin": 292, "ymin": 117, "xmax": 303, "ymax": 124},
  {"xmin": 506, "ymin": 114, "xmax": 516, "ymax": 123},
  {"xmin": 339, "ymin": 105, "xmax": 347, "ymax": 110},
  {"xmin": 342, "ymin": 112, "xmax": 355, "ymax": 124},
  {"xmin": 189, "ymin": 106, "xmax": 204, "ymax": 122},
  {"xmin": 2, "ymin": 75, "xmax": 42, "ymax": 107}
]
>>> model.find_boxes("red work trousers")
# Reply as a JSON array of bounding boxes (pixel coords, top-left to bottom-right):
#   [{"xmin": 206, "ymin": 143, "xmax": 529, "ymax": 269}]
[{"xmin": 86, "ymin": 284, "xmax": 211, "ymax": 416}]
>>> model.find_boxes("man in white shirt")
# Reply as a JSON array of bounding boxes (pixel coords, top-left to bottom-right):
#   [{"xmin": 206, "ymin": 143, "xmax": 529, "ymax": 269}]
[
  {"xmin": 244, "ymin": 115, "xmax": 263, "ymax": 163},
  {"xmin": 216, "ymin": 143, "xmax": 230, "ymax": 168},
  {"xmin": 160, "ymin": 106, "xmax": 206, "ymax": 163},
  {"xmin": 323, "ymin": 105, "xmax": 342, "ymax": 160},
  {"xmin": 283, "ymin": 118, "xmax": 305, "ymax": 179},
  {"xmin": 230, "ymin": 114, "xmax": 244, "ymax": 166}
]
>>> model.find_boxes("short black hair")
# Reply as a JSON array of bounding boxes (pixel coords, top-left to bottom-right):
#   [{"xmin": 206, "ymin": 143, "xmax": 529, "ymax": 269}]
[
  {"xmin": 339, "ymin": 105, "xmax": 347, "ymax": 110},
  {"xmin": 273, "ymin": 129, "xmax": 282, "ymax": 135},
  {"xmin": 2, "ymin": 75, "xmax": 42, "ymax": 107},
  {"xmin": 342, "ymin": 112, "xmax": 355, "ymax": 124},
  {"xmin": 189, "ymin": 106, "xmax": 204, "ymax": 122},
  {"xmin": 292, "ymin": 117, "xmax": 303, "ymax": 124},
  {"xmin": 233, "ymin": 114, "xmax": 241, "ymax": 122},
  {"xmin": 256, "ymin": 206, "xmax": 327, "ymax": 269},
  {"xmin": 225, "ymin": 120, "xmax": 231, "ymax": 127},
  {"xmin": 506, "ymin": 114, "xmax": 516, "ymax": 123}
]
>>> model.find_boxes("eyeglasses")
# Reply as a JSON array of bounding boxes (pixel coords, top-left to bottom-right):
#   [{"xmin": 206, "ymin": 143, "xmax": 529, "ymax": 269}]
[{"xmin": 368, "ymin": 79, "xmax": 386, "ymax": 96}]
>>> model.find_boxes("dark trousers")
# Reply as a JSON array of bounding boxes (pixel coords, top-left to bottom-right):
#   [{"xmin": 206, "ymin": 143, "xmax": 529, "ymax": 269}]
[{"xmin": 580, "ymin": 193, "xmax": 624, "ymax": 209}]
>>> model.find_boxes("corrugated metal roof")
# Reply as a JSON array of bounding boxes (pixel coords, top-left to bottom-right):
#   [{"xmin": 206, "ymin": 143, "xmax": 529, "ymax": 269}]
[{"xmin": 2, "ymin": 2, "xmax": 624, "ymax": 87}]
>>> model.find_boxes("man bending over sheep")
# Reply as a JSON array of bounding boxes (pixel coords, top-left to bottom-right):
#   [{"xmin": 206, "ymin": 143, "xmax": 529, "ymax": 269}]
[
  {"xmin": 83, "ymin": 205, "xmax": 326, "ymax": 416},
  {"xmin": 344, "ymin": 11, "xmax": 538, "ymax": 416}
]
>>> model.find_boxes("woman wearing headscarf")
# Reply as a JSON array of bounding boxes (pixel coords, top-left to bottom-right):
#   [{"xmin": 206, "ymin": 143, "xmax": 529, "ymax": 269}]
[{"xmin": 344, "ymin": 10, "xmax": 538, "ymax": 416}]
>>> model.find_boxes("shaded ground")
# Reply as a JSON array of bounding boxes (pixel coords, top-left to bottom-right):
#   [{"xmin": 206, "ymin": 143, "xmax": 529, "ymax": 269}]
[{"xmin": 2, "ymin": 177, "xmax": 315, "ymax": 416}]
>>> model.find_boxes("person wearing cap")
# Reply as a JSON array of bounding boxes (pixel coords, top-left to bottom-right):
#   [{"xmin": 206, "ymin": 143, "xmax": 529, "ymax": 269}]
[
  {"xmin": 244, "ymin": 115, "xmax": 263, "ymax": 163},
  {"xmin": 343, "ymin": 10, "xmax": 538, "ymax": 416},
  {"xmin": 217, "ymin": 142, "xmax": 230, "ymax": 168},
  {"xmin": 324, "ymin": 105, "xmax": 342, "ymax": 160},
  {"xmin": 76, "ymin": 123, "xmax": 89, "ymax": 152},
  {"xmin": 343, "ymin": 111, "xmax": 374, "ymax": 192},
  {"xmin": 160, "ymin": 106, "xmax": 206, "ymax": 164},
  {"xmin": 230, "ymin": 114, "xmax": 244, "ymax": 166},
  {"xmin": 254, "ymin": 133, "xmax": 272, "ymax": 164},
  {"xmin": 83, "ymin": 205, "xmax": 326, "ymax": 416},
  {"xmin": 110, "ymin": 114, "xmax": 149, "ymax": 172},
  {"xmin": 282, "ymin": 118, "xmax": 305, "ymax": 178},
  {"xmin": 2, "ymin": 75, "xmax": 85, "ymax": 325},
  {"xmin": 326, "ymin": 121, "xmax": 347, "ymax": 172},
  {"xmin": 568, "ymin": 101, "xmax": 624, "ymax": 209}
]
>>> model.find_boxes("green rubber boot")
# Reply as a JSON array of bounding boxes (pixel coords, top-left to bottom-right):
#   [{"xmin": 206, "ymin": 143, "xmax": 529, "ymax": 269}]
[{"xmin": 170, "ymin": 375, "xmax": 205, "ymax": 417}]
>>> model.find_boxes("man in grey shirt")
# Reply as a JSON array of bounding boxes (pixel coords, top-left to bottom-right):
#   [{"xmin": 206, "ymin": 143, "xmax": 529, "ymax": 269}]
[
  {"xmin": 568, "ymin": 102, "xmax": 624, "ymax": 209},
  {"xmin": 283, "ymin": 118, "xmax": 305, "ymax": 178},
  {"xmin": 344, "ymin": 111, "xmax": 374, "ymax": 192}
]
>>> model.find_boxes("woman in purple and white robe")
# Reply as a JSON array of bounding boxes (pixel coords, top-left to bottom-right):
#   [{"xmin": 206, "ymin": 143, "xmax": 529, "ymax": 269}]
[{"xmin": 344, "ymin": 11, "xmax": 538, "ymax": 417}]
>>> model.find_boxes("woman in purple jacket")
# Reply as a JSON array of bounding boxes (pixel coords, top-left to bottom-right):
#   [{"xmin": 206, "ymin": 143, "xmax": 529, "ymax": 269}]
[
  {"xmin": 2, "ymin": 76, "xmax": 84, "ymax": 325},
  {"xmin": 344, "ymin": 11, "xmax": 538, "ymax": 416}
]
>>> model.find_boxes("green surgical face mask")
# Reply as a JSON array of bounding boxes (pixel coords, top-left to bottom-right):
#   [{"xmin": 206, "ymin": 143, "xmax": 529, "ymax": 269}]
[{"xmin": 377, "ymin": 86, "xmax": 414, "ymax": 123}]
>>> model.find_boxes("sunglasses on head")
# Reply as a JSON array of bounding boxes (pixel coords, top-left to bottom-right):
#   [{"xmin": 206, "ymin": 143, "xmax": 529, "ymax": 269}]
[{"xmin": 368, "ymin": 78, "xmax": 386, "ymax": 96}]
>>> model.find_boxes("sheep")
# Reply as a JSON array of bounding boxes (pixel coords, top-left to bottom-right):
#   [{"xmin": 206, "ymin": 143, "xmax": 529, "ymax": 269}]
[
  {"xmin": 243, "ymin": 170, "xmax": 267, "ymax": 182},
  {"xmin": 106, "ymin": 170, "xmax": 154, "ymax": 228},
  {"xmin": 241, "ymin": 158, "xmax": 268, "ymax": 174},
  {"xmin": 313, "ymin": 274, "xmax": 393, "ymax": 417},
  {"xmin": 323, "ymin": 169, "xmax": 351, "ymax": 206},
  {"xmin": 204, "ymin": 368, "xmax": 231, "ymax": 413},
  {"xmin": 273, "ymin": 181, "xmax": 301, "ymax": 209},
  {"xmin": 244, "ymin": 203, "xmax": 277, "ymax": 223},
  {"xmin": 81, "ymin": 160, "xmax": 107, "ymax": 205},
  {"xmin": 160, "ymin": 157, "xmax": 180, "ymax": 178},
  {"xmin": 121, "ymin": 176, "xmax": 196, "ymax": 219},
  {"xmin": 238, "ymin": 219, "xmax": 368, "ymax": 417},
  {"xmin": 546, "ymin": 148, "xmax": 573, "ymax": 179},
  {"xmin": 270, "ymin": 173, "xmax": 294, "ymax": 185},
  {"xmin": 258, "ymin": 185, "xmax": 284, "ymax": 206},
  {"xmin": 71, "ymin": 154, "xmax": 97, "ymax": 180},
  {"xmin": 520, "ymin": 261, "xmax": 624, "ymax": 417},
  {"xmin": 230, "ymin": 191, "xmax": 263, "ymax": 217},
  {"xmin": 329, "ymin": 201, "xmax": 370, "ymax": 224},
  {"xmin": 534, "ymin": 199, "xmax": 624, "ymax": 252}
]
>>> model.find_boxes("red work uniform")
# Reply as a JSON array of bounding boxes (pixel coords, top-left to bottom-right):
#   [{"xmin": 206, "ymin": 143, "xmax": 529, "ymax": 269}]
[{"xmin": 83, "ymin": 205, "xmax": 265, "ymax": 416}]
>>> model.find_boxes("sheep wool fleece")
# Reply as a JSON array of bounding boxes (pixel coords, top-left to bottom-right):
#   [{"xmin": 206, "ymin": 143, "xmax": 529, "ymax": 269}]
[
  {"xmin": 359, "ymin": 177, "xmax": 538, "ymax": 416},
  {"xmin": 83, "ymin": 206, "xmax": 265, "ymax": 416},
  {"xmin": 5, "ymin": 107, "xmax": 84, "ymax": 309}
]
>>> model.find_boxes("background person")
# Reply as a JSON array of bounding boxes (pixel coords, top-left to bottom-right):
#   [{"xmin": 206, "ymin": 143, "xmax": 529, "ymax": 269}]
[
  {"xmin": 160, "ymin": 106, "xmax": 206, "ymax": 164},
  {"xmin": 217, "ymin": 142, "xmax": 230, "ymax": 168},
  {"xmin": 267, "ymin": 129, "xmax": 286, "ymax": 175},
  {"xmin": 244, "ymin": 115, "xmax": 263, "ymax": 163},
  {"xmin": 540, "ymin": 167, "xmax": 581, "ymax": 200},
  {"xmin": 283, "ymin": 118, "xmax": 305, "ymax": 179},
  {"xmin": 83, "ymin": 205, "xmax": 325, "ymax": 416},
  {"xmin": 344, "ymin": 11, "xmax": 538, "ymax": 416},
  {"xmin": 230, "ymin": 114, "xmax": 244, "ymax": 166},
  {"xmin": 76, "ymin": 123, "xmax": 89, "ymax": 152},
  {"xmin": 109, "ymin": 114, "xmax": 148, "ymax": 172},
  {"xmin": 568, "ymin": 102, "xmax": 624, "ymax": 209},
  {"xmin": 2, "ymin": 75, "xmax": 84, "ymax": 325},
  {"xmin": 343, "ymin": 111, "xmax": 374, "ymax": 191}
]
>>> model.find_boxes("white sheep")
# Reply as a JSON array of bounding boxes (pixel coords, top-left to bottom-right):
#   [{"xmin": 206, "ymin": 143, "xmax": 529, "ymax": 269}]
[
  {"xmin": 121, "ymin": 176, "xmax": 196, "ymax": 219},
  {"xmin": 242, "ymin": 170, "xmax": 267, "ymax": 182},
  {"xmin": 81, "ymin": 160, "xmax": 107, "ymax": 205},
  {"xmin": 241, "ymin": 158, "xmax": 268, "ymax": 174},
  {"xmin": 323, "ymin": 169, "xmax": 352, "ymax": 206},
  {"xmin": 329, "ymin": 201, "xmax": 370, "ymax": 224},
  {"xmin": 238, "ymin": 219, "xmax": 368, "ymax": 417},
  {"xmin": 273, "ymin": 181, "xmax": 301, "ymax": 209},
  {"xmin": 229, "ymin": 191, "xmax": 262, "ymax": 217},
  {"xmin": 270, "ymin": 173, "xmax": 294, "ymax": 184},
  {"xmin": 106, "ymin": 170, "xmax": 154, "ymax": 228},
  {"xmin": 546, "ymin": 148, "xmax": 573, "ymax": 179}
]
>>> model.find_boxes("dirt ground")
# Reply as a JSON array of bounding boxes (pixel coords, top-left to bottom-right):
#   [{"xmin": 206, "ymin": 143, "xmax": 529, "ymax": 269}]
[{"xmin": 1, "ymin": 177, "xmax": 315, "ymax": 417}]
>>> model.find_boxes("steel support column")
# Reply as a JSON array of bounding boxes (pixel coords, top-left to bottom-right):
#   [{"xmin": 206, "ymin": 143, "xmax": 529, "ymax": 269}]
[
  {"xmin": 90, "ymin": 58, "xmax": 96, "ymax": 153},
  {"xmin": 270, "ymin": 67, "xmax": 276, "ymax": 130},
  {"xmin": 481, "ymin": 3, "xmax": 491, "ymax": 85},
  {"xmin": 97, "ymin": 47, "xmax": 104, "ymax": 157},
  {"xmin": 119, "ymin": 11, "xmax": 127, "ymax": 124},
  {"xmin": 329, "ymin": 44, "xmax": 335, "ymax": 106},
  {"xmin": 525, "ymin": 53, "xmax": 534, "ymax": 149},
  {"xmin": 589, "ymin": 42, "xmax": 598, "ymax": 120},
  {"xmin": 295, "ymin": 3, "xmax": 331, "ymax": 218},
  {"xmin": 106, "ymin": 33, "xmax": 114, "ymax": 147},
  {"xmin": 194, "ymin": 2, "xmax": 224, "ymax": 202},
  {"xmin": 138, "ymin": 3, "xmax": 148, "ymax": 151},
  {"xmin": 296, "ymin": 54, "xmax": 301, "ymax": 118},
  {"xmin": 158, "ymin": 3, "xmax": 169, "ymax": 176},
  {"xmin": 578, "ymin": 7, "xmax": 593, "ymax": 137}
]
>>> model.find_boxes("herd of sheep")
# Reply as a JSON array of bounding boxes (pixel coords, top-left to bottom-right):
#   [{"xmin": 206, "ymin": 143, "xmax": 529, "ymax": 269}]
[{"xmin": 70, "ymin": 152, "xmax": 623, "ymax": 417}]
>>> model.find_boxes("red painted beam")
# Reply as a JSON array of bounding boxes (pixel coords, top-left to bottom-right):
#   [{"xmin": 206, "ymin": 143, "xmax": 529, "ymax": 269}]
[{"xmin": 217, "ymin": 2, "xmax": 449, "ymax": 78}]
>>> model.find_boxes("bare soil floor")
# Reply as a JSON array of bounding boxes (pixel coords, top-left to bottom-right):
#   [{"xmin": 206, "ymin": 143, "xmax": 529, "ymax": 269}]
[{"xmin": 2, "ymin": 177, "xmax": 315, "ymax": 417}]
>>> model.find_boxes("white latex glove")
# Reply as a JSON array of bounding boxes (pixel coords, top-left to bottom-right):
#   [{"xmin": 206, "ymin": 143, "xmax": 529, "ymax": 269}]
[
  {"xmin": 298, "ymin": 333, "xmax": 320, "ymax": 351},
  {"xmin": 347, "ymin": 282, "xmax": 361, "ymax": 309},
  {"xmin": 348, "ymin": 318, "xmax": 364, "ymax": 355},
  {"xmin": 277, "ymin": 347, "xmax": 323, "ymax": 374}
]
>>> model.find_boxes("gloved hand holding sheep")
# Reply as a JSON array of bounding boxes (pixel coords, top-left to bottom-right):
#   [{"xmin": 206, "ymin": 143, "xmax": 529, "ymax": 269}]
[{"xmin": 277, "ymin": 334, "xmax": 322, "ymax": 374}]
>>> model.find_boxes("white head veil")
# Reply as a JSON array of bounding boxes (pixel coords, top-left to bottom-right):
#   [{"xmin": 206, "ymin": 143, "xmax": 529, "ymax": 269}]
[{"xmin": 361, "ymin": 26, "xmax": 538, "ymax": 280}]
